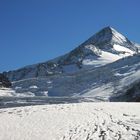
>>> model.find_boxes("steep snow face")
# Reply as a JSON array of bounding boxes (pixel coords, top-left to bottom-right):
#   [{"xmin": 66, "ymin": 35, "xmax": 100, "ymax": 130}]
[
  {"xmin": 82, "ymin": 44, "xmax": 135, "ymax": 68},
  {"xmin": 111, "ymin": 27, "xmax": 127, "ymax": 42},
  {"xmin": 113, "ymin": 44, "xmax": 134, "ymax": 55},
  {"xmin": 82, "ymin": 45, "xmax": 121, "ymax": 67}
]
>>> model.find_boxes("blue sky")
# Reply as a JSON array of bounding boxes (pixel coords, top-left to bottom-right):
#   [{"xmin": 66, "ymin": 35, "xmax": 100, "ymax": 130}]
[{"xmin": 0, "ymin": 0, "xmax": 140, "ymax": 72}]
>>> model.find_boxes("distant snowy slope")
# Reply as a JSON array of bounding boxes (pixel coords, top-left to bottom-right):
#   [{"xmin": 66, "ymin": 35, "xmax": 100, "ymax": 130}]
[
  {"xmin": 11, "ymin": 54, "xmax": 140, "ymax": 101},
  {"xmin": 0, "ymin": 88, "xmax": 14, "ymax": 97}
]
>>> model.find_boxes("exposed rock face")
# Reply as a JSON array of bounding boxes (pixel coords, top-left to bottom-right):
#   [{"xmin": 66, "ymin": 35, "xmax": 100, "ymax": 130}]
[
  {"xmin": 122, "ymin": 81, "xmax": 140, "ymax": 102},
  {"xmin": 0, "ymin": 73, "xmax": 11, "ymax": 88}
]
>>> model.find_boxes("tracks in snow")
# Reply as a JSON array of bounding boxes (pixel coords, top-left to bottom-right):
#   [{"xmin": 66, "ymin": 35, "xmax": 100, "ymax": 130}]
[
  {"xmin": 0, "ymin": 103, "xmax": 140, "ymax": 140},
  {"xmin": 61, "ymin": 104, "xmax": 140, "ymax": 140}
]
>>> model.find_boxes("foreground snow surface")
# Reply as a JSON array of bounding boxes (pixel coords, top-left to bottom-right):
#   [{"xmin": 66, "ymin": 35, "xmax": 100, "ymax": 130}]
[{"xmin": 0, "ymin": 103, "xmax": 140, "ymax": 140}]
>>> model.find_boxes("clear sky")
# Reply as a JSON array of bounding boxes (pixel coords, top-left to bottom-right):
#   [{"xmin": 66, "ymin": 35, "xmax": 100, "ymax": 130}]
[{"xmin": 0, "ymin": 0, "xmax": 140, "ymax": 72}]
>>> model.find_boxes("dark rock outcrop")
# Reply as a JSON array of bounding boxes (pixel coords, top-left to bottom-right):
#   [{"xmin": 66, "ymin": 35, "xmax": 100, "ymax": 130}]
[{"xmin": 0, "ymin": 73, "xmax": 11, "ymax": 88}]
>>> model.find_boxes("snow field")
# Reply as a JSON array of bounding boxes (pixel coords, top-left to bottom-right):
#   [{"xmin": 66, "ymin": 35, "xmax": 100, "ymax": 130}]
[{"xmin": 0, "ymin": 103, "xmax": 140, "ymax": 140}]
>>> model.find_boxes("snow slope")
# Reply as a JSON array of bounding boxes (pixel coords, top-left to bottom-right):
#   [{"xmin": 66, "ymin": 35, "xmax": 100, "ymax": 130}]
[
  {"xmin": 0, "ymin": 102, "xmax": 140, "ymax": 140},
  {"xmin": 11, "ymin": 54, "xmax": 140, "ymax": 101},
  {"xmin": 0, "ymin": 88, "xmax": 35, "ymax": 97},
  {"xmin": 0, "ymin": 88, "xmax": 15, "ymax": 97}
]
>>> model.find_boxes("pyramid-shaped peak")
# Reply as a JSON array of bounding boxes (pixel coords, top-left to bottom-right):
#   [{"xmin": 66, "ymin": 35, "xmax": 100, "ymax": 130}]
[
  {"xmin": 100, "ymin": 26, "xmax": 127, "ymax": 40},
  {"xmin": 97, "ymin": 26, "xmax": 123, "ymax": 36},
  {"xmin": 101, "ymin": 26, "xmax": 114, "ymax": 31},
  {"xmin": 81, "ymin": 26, "xmax": 128, "ymax": 47}
]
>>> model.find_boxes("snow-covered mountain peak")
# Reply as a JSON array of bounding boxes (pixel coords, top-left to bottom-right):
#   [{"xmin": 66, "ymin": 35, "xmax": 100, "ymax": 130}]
[
  {"xmin": 4, "ymin": 27, "xmax": 139, "ymax": 81},
  {"xmin": 81, "ymin": 26, "xmax": 131, "ymax": 48},
  {"xmin": 63, "ymin": 27, "xmax": 137, "ymax": 67}
]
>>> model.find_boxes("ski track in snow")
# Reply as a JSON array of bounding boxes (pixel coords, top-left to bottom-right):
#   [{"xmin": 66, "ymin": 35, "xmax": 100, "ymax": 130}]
[{"xmin": 0, "ymin": 103, "xmax": 140, "ymax": 140}]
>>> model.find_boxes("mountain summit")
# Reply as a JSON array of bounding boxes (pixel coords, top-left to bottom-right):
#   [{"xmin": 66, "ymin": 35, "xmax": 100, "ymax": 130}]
[
  {"xmin": 4, "ymin": 27, "xmax": 138, "ymax": 81},
  {"xmin": 2, "ymin": 26, "xmax": 140, "ymax": 100},
  {"xmin": 62, "ymin": 26, "xmax": 137, "ymax": 67},
  {"xmin": 80, "ymin": 26, "xmax": 137, "ymax": 51}
]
